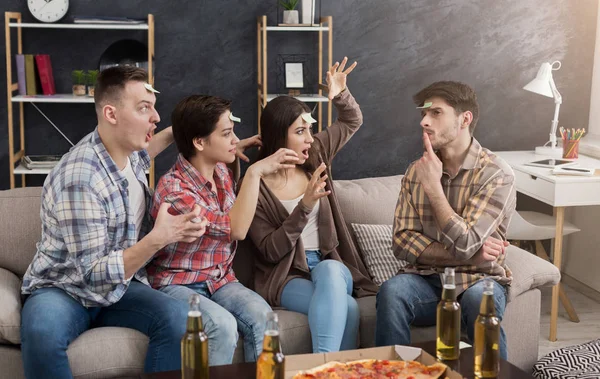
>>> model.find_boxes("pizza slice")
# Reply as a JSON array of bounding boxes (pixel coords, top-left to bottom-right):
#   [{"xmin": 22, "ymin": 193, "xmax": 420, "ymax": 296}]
[{"xmin": 292, "ymin": 359, "xmax": 447, "ymax": 379}]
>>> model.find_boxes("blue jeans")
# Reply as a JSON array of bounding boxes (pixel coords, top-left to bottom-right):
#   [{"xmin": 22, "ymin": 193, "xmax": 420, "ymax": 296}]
[
  {"xmin": 160, "ymin": 281, "xmax": 271, "ymax": 365},
  {"xmin": 375, "ymin": 274, "xmax": 508, "ymax": 360},
  {"xmin": 280, "ymin": 250, "xmax": 360, "ymax": 353},
  {"xmin": 21, "ymin": 281, "xmax": 189, "ymax": 379}
]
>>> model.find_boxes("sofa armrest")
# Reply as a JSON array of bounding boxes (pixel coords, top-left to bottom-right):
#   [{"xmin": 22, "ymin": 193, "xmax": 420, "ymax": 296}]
[
  {"xmin": 505, "ymin": 245, "xmax": 560, "ymax": 302},
  {"xmin": 0, "ymin": 267, "xmax": 22, "ymax": 344}
]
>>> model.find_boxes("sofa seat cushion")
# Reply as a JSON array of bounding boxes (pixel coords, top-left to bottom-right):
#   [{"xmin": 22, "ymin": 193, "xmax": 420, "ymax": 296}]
[
  {"xmin": 504, "ymin": 245, "xmax": 560, "ymax": 301},
  {"xmin": 0, "ymin": 268, "xmax": 22, "ymax": 344},
  {"xmin": 66, "ymin": 327, "xmax": 148, "ymax": 379}
]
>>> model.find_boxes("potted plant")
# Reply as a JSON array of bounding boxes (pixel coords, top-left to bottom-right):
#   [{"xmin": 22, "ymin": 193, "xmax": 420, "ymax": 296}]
[
  {"xmin": 280, "ymin": 0, "xmax": 299, "ymax": 24},
  {"xmin": 72, "ymin": 70, "xmax": 86, "ymax": 96},
  {"xmin": 86, "ymin": 70, "xmax": 99, "ymax": 97}
]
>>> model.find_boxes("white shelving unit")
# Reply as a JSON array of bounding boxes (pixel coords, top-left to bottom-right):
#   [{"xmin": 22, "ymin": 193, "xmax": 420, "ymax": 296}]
[
  {"xmin": 14, "ymin": 163, "xmax": 150, "ymax": 175},
  {"xmin": 257, "ymin": 15, "xmax": 333, "ymax": 133},
  {"xmin": 265, "ymin": 25, "xmax": 329, "ymax": 32},
  {"xmin": 8, "ymin": 22, "xmax": 148, "ymax": 30},
  {"xmin": 264, "ymin": 93, "xmax": 329, "ymax": 103},
  {"xmin": 4, "ymin": 12, "xmax": 156, "ymax": 188},
  {"xmin": 12, "ymin": 94, "xmax": 95, "ymax": 103}
]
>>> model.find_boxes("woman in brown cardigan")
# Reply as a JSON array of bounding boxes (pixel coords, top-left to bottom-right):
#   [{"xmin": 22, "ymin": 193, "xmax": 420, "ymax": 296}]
[{"xmin": 248, "ymin": 57, "xmax": 377, "ymax": 353}]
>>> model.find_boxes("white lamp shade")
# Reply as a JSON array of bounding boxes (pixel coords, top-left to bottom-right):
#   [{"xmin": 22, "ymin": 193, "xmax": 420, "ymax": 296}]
[{"xmin": 523, "ymin": 62, "xmax": 554, "ymax": 98}]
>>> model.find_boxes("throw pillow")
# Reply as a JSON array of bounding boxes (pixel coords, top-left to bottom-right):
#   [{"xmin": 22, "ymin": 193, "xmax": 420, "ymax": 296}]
[{"xmin": 351, "ymin": 223, "xmax": 407, "ymax": 286}]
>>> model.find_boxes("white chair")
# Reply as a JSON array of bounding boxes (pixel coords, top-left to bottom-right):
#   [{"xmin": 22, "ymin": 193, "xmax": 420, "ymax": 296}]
[{"xmin": 507, "ymin": 210, "xmax": 580, "ymax": 323}]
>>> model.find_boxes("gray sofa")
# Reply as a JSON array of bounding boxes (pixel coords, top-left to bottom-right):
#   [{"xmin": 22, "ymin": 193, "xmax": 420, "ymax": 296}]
[{"xmin": 0, "ymin": 175, "xmax": 560, "ymax": 378}]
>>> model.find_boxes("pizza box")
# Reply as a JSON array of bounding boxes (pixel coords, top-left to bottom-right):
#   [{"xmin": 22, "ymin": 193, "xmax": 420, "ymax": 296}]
[{"xmin": 284, "ymin": 345, "xmax": 462, "ymax": 379}]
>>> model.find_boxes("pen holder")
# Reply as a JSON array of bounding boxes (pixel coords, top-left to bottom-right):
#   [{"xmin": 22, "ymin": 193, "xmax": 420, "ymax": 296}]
[{"xmin": 563, "ymin": 139, "xmax": 580, "ymax": 159}]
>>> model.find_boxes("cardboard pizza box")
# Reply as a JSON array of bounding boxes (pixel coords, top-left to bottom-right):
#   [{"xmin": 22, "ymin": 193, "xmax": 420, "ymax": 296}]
[{"xmin": 284, "ymin": 345, "xmax": 462, "ymax": 379}]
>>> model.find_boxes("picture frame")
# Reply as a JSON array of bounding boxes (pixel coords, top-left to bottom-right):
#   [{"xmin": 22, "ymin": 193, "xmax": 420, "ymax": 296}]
[{"xmin": 285, "ymin": 62, "xmax": 305, "ymax": 89}]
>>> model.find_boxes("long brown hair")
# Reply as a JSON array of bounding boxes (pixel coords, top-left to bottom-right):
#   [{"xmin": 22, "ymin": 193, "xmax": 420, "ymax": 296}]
[{"xmin": 257, "ymin": 96, "xmax": 321, "ymax": 173}]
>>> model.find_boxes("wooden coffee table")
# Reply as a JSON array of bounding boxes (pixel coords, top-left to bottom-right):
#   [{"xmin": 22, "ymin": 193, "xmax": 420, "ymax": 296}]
[{"xmin": 140, "ymin": 341, "xmax": 535, "ymax": 378}]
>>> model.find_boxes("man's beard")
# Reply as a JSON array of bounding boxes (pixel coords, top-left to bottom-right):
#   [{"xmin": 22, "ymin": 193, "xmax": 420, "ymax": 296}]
[{"xmin": 430, "ymin": 119, "xmax": 460, "ymax": 150}]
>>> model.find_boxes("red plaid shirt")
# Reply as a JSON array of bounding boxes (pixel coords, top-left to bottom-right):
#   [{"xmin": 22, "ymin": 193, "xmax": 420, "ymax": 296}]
[{"xmin": 147, "ymin": 154, "xmax": 238, "ymax": 293}]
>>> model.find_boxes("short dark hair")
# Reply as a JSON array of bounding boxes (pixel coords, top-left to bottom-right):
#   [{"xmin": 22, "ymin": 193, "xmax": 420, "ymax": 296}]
[
  {"xmin": 171, "ymin": 95, "xmax": 232, "ymax": 159},
  {"xmin": 413, "ymin": 81, "xmax": 479, "ymax": 134},
  {"xmin": 257, "ymin": 95, "xmax": 311, "ymax": 163},
  {"xmin": 94, "ymin": 66, "xmax": 148, "ymax": 112}
]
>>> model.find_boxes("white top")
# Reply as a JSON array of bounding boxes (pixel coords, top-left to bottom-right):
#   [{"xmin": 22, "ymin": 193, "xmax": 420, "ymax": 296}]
[
  {"xmin": 279, "ymin": 194, "xmax": 321, "ymax": 250},
  {"xmin": 122, "ymin": 158, "xmax": 145, "ymax": 240}
]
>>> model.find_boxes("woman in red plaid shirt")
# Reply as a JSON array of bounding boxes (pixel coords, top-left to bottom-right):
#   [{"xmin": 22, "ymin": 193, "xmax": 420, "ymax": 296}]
[{"xmin": 148, "ymin": 96, "xmax": 299, "ymax": 365}]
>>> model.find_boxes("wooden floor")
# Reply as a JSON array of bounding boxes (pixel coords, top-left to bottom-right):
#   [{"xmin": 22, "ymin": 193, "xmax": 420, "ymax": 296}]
[{"xmin": 538, "ymin": 283, "xmax": 600, "ymax": 358}]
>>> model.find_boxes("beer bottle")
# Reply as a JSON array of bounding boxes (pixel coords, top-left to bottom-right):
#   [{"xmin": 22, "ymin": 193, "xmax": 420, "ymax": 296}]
[
  {"xmin": 474, "ymin": 278, "xmax": 500, "ymax": 378},
  {"xmin": 181, "ymin": 294, "xmax": 209, "ymax": 379},
  {"xmin": 436, "ymin": 267, "xmax": 461, "ymax": 360},
  {"xmin": 256, "ymin": 312, "xmax": 285, "ymax": 379}
]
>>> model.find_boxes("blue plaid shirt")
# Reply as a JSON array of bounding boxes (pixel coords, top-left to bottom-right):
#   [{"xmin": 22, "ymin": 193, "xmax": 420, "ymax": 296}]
[{"xmin": 22, "ymin": 128, "xmax": 153, "ymax": 307}]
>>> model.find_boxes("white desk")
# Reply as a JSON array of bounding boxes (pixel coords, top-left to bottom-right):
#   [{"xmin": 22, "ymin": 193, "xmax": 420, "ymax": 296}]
[{"xmin": 496, "ymin": 151, "xmax": 600, "ymax": 341}]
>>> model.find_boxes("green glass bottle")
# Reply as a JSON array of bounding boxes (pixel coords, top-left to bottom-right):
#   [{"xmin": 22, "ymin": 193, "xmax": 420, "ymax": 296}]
[
  {"xmin": 181, "ymin": 294, "xmax": 209, "ymax": 379},
  {"xmin": 474, "ymin": 278, "xmax": 500, "ymax": 378},
  {"xmin": 436, "ymin": 267, "xmax": 461, "ymax": 360}
]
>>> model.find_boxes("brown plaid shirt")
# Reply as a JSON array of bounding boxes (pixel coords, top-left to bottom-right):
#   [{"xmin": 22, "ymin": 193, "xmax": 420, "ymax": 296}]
[{"xmin": 393, "ymin": 138, "xmax": 516, "ymax": 294}]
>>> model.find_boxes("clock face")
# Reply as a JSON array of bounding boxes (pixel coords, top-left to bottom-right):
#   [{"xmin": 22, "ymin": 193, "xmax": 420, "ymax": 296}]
[{"xmin": 28, "ymin": 0, "xmax": 69, "ymax": 23}]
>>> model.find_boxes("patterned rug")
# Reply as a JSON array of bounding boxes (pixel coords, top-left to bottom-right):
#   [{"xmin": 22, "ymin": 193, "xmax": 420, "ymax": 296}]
[{"xmin": 533, "ymin": 339, "xmax": 600, "ymax": 378}]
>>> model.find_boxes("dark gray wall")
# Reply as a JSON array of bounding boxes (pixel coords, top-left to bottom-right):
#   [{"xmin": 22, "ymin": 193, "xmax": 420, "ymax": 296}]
[{"xmin": 0, "ymin": 0, "xmax": 597, "ymax": 189}]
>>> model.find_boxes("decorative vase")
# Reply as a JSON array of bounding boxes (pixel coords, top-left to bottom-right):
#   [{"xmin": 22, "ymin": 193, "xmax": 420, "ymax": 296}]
[
  {"xmin": 72, "ymin": 84, "xmax": 86, "ymax": 96},
  {"xmin": 283, "ymin": 10, "xmax": 299, "ymax": 25},
  {"xmin": 301, "ymin": 0, "xmax": 315, "ymax": 25},
  {"xmin": 87, "ymin": 86, "xmax": 95, "ymax": 97}
]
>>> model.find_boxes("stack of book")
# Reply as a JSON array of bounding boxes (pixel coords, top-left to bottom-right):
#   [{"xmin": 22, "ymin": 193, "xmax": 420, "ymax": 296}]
[
  {"xmin": 21, "ymin": 155, "xmax": 63, "ymax": 170},
  {"xmin": 73, "ymin": 16, "xmax": 145, "ymax": 24}
]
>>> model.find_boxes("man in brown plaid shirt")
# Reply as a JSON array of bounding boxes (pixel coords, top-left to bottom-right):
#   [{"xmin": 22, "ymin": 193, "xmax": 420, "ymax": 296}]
[{"xmin": 375, "ymin": 81, "xmax": 516, "ymax": 359}]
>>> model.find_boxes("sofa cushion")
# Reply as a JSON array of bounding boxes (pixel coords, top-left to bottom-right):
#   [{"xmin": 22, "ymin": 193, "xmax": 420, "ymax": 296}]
[
  {"xmin": 351, "ymin": 223, "xmax": 406, "ymax": 286},
  {"xmin": 333, "ymin": 175, "xmax": 402, "ymax": 226},
  {"xmin": 0, "ymin": 187, "xmax": 42, "ymax": 278},
  {"xmin": 67, "ymin": 327, "xmax": 148, "ymax": 379},
  {"xmin": 0, "ymin": 268, "xmax": 22, "ymax": 344},
  {"xmin": 504, "ymin": 245, "xmax": 560, "ymax": 301}
]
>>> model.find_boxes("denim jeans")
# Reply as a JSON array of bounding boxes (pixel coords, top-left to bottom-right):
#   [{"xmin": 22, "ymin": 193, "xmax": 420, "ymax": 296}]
[
  {"xmin": 20, "ymin": 281, "xmax": 189, "ymax": 379},
  {"xmin": 280, "ymin": 250, "xmax": 360, "ymax": 353},
  {"xmin": 160, "ymin": 281, "xmax": 271, "ymax": 365},
  {"xmin": 375, "ymin": 274, "xmax": 508, "ymax": 359}
]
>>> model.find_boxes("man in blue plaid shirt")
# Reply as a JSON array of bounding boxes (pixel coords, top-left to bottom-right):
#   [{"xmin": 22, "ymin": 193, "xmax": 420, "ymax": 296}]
[{"xmin": 20, "ymin": 66, "xmax": 207, "ymax": 378}]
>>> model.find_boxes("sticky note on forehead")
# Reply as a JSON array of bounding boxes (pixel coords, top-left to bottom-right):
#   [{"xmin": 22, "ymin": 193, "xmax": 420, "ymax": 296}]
[
  {"xmin": 144, "ymin": 83, "xmax": 159, "ymax": 93},
  {"xmin": 229, "ymin": 113, "xmax": 241, "ymax": 123},
  {"xmin": 416, "ymin": 101, "xmax": 433, "ymax": 109},
  {"xmin": 301, "ymin": 113, "xmax": 317, "ymax": 124}
]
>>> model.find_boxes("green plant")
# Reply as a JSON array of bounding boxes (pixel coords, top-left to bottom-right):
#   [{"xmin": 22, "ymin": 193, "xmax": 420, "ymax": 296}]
[
  {"xmin": 280, "ymin": 0, "xmax": 299, "ymax": 10},
  {"xmin": 86, "ymin": 70, "xmax": 99, "ymax": 86},
  {"xmin": 72, "ymin": 70, "xmax": 85, "ymax": 85}
]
